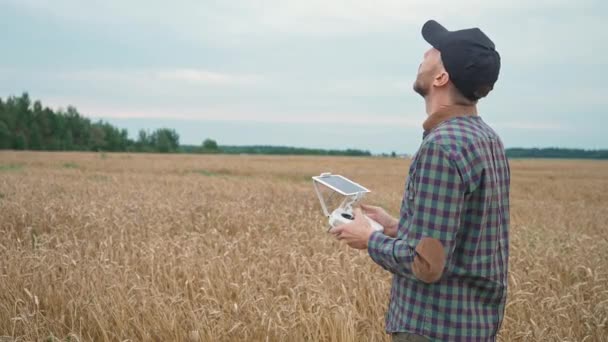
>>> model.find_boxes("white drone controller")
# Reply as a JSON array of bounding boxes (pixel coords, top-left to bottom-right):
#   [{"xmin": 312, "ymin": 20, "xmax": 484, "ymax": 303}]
[
  {"xmin": 312, "ymin": 173, "xmax": 384, "ymax": 233},
  {"xmin": 329, "ymin": 207, "xmax": 384, "ymax": 232}
]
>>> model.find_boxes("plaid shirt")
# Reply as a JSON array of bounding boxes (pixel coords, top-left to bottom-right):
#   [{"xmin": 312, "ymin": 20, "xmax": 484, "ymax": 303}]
[{"xmin": 368, "ymin": 115, "xmax": 510, "ymax": 341}]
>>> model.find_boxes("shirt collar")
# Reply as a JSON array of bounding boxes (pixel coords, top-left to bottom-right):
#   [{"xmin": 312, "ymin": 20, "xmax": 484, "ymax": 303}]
[{"xmin": 422, "ymin": 105, "xmax": 478, "ymax": 138}]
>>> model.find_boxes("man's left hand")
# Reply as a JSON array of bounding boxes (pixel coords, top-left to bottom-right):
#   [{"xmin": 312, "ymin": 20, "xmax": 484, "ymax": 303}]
[{"xmin": 329, "ymin": 208, "xmax": 374, "ymax": 250}]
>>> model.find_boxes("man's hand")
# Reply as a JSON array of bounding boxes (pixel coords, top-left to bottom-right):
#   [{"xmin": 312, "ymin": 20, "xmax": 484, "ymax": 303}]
[
  {"xmin": 329, "ymin": 208, "xmax": 375, "ymax": 250},
  {"xmin": 360, "ymin": 204, "xmax": 399, "ymax": 238}
]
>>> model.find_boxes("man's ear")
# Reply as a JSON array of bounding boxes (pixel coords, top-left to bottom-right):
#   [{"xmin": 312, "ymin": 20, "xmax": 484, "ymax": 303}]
[{"xmin": 433, "ymin": 71, "xmax": 450, "ymax": 88}]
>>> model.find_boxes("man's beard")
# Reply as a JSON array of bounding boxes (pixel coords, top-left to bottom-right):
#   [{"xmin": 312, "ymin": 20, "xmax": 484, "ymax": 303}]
[{"xmin": 413, "ymin": 77, "xmax": 429, "ymax": 98}]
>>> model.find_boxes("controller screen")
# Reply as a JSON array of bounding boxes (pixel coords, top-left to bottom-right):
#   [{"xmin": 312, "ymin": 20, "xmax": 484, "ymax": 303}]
[{"xmin": 318, "ymin": 175, "xmax": 368, "ymax": 195}]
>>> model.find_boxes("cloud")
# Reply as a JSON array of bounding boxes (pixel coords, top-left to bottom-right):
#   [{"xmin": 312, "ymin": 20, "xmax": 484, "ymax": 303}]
[
  {"xmin": 33, "ymin": 93, "xmax": 420, "ymax": 126},
  {"xmin": 155, "ymin": 69, "xmax": 262, "ymax": 85},
  {"xmin": 0, "ymin": 67, "xmax": 265, "ymax": 88},
  {"xmin": 30, "ymin": 91, "xmax": 572, "ymax": 132},
  {"xmin": 5, "ymin": 0, "xmax": 594, "ymax": 38},
  {"xmin": 489, "ymin": 121, "xmax": 566, "ymax": 131},
  {"xmin": 64, "ymin": 69, "xmax": 262, "ymax": 86},
  {"xmin": 73, "ymin": 106, "xmax": 420, "ymax": 126}
]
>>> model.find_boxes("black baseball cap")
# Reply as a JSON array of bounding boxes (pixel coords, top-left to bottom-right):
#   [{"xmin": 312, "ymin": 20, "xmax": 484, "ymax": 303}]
[{"xmin": 422, "ymin": 20, "xmax": 500, "ymax": 101}]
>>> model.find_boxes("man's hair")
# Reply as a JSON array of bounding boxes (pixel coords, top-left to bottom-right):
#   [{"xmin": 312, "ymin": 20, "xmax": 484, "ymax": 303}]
[
  {"xmin": 450, "ymin": 84, "xmax": 477, "ymax": 106},
  {"xmin": 450, "ymin": 81, "xmax": 494, "ymax": 105}
]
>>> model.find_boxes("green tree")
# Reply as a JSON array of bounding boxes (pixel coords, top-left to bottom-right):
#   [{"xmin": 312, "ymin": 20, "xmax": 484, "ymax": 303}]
[
  {"xmin": 150, "ymin": 128, "xmax": 179, "ymax": 153},
  {"xmin": 29, "ymin": 122, "xmax": 43, "ymax": 150},
  {"xmin": 202, "ymin": 138, "xmax": 218, "ymax": 150},
  {"xmin": 33, "ymin": 100, "xmax": 43, "ymax": 114},
  {"xmin": 0, "ymin": 93, "xmax": 135, "ymax": 152},
  {"xmin": 13, "ymin": 132, "xmax": 27, "ymax": 150},
  {"xmin": 0, "ymin": 121, "xmax": 11, "ymax": 149},
  {"xmin": 17, "ymin": 92, "xmax": 31, "ymax": 113},
  {"xmin": 136, "ymin": 129, "xmax": 150, "ymax": 152},
  {"xmin": 156, "ymin": 132, "xmax": 172, "ymax": 153},
  {"xmin": 65, "ymin": 130, "xmax": 74, "ymax": 150},
  {"xmin": 101, "ymin": 122, "xmax": 122, "ymax": 151},
  {"xmin": 137, "ymin": 130, "xmax": 149, "ymax": 144},
  {"xmin": 89, "ymin": 125, "xmax": 106, "ymax": 151}
]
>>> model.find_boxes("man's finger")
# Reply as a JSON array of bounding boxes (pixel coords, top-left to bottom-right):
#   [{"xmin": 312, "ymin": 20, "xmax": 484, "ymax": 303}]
[
  {"xmin": 328, "ymin": 225, "xmax": 344, "ymax": 235},
  {"xmin": 353, "ymin": 208, "xmax": 364, "ymax": 221}
]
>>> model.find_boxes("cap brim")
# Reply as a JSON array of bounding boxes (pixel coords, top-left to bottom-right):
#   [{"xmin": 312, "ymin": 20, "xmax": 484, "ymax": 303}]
[{"xmin": 422, "ymin": 20, "xmax": 449, "ymax": 47}]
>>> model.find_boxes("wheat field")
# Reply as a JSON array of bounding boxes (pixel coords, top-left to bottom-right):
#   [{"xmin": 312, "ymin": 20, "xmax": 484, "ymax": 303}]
[{"xmin": 0, "ymin": 151, "xmax": 607, "ymax": 341}]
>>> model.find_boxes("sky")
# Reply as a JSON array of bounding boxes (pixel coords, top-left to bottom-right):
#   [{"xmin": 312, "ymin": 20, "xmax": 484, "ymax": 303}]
[{"xmin": 1, "ymin": 0, "xmax": 606, "ymax": 154}]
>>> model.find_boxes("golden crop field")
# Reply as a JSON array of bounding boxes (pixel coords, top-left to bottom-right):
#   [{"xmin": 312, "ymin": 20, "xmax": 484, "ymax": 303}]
[{"xmin": 1, "ymin": 151, "xmax": 607, "ymax": 341}]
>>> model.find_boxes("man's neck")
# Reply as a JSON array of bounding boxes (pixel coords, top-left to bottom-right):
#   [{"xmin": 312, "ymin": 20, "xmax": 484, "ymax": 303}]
[{"xmin": 423, "ymin": 98, "xmax": 478, "ymax": 132}]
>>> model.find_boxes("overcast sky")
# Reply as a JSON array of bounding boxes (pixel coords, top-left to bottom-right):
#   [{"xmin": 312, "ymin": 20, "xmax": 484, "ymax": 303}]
[{"xmin": 1, "ymin": 0, "xmax": 606, "ymax": 153}]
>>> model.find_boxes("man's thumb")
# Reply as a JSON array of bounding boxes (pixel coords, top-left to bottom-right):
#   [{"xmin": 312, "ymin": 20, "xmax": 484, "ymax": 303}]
[
  {"xmin": 329, "ymin": 225, "xmax": 343, "ymax": 235},
  {"xmin": 354, "ymin": 208, "xmax": 364, "ymax": 219}
]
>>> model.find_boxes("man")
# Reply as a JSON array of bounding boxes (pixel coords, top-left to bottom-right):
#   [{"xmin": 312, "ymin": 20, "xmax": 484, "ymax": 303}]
[{"xmin": 330, "ymin": 20, "xmax": 510, "ymax": 341}]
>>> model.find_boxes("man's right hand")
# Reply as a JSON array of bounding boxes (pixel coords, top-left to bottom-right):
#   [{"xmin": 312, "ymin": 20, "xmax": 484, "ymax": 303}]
[{"xmin": 360, "ymin": 204, "xmax": 399, "ymax": 238}]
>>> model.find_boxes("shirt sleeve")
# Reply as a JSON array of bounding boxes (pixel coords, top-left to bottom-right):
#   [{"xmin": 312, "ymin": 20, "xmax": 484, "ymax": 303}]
[{"xmin": 367, "ymin": 142, "xmax": 465, "ymax": 283}]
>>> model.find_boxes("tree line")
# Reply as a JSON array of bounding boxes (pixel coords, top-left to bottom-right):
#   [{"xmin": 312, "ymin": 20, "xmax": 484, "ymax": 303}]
[
  {"xmin": 180, "ymin": 144, "xmax": 372, "ymax": 156},
  {"xmin": 505, "ymin": 148, "xmax": 608, "ymax": 160},
  {"xmin": 0, "ymin": 93, "xmax": 179, "ymax": 152}
]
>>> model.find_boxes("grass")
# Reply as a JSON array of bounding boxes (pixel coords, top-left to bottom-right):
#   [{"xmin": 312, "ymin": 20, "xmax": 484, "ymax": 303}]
[
  {"xmin": 0, "ymin": 163, "xmax": 23, "ymax": 172},
  {"xmin": 62, "ymin": 162, "xmax": 79, "ymax": 169},
  {"xmin": 191, "ymin": 168, "xmax": 233, "ymax": 177},
  {"xmin": 88, "ymin": 174, "xmax": 109, "ymax": 182},
  {"xmin": 0, "ymin": 152, "xmax": 607, "ymax": 341}
]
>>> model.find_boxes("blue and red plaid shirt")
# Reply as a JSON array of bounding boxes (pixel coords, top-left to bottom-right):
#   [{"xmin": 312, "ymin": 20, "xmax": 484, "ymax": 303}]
[{"xmin": 368, "ymin": 114, "xmax": 510, "ymax": 341}]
